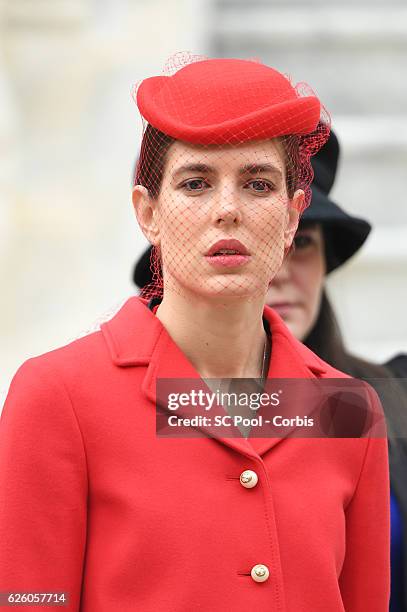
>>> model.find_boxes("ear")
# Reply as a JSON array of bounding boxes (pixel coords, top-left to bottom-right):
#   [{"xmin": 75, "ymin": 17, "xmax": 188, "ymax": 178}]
[
  {"xmin": 132, "ymin": 185, "xmax": 160, "ymax": 246},
  {"xmin": 284, "ymin": 189, "xmax": 303, "ymax": 251}
]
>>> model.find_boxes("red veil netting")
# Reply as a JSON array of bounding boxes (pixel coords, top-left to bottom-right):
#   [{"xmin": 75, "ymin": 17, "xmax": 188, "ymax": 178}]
[{"xmin": 131, "ymin": 52, "xmax": 330, "ymax": 302}]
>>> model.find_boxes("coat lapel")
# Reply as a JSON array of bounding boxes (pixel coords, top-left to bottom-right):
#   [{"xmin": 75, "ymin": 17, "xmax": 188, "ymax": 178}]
[{"xmin": 101, "ymin": 297, "xmax": 328, "ymax": 459}]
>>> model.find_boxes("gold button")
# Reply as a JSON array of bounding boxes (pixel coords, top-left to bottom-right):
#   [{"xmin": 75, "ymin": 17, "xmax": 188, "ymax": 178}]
[
  {"xmin": 239, "ymin": 469, "xmax": 258, "ymax": 489},
  {"xmin": 251, "ymin": 564, "xmax": 270, "ymax": 583}
]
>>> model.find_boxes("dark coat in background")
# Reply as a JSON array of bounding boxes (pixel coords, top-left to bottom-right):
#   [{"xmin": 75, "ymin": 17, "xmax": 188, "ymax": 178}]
[{"xmin": 382, "ymin": 354, "xmax": 407, "ymax": 609}]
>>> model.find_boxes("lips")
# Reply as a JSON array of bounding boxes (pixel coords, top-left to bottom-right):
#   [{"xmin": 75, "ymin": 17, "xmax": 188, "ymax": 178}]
[
  {"xmin": 270, "ymin": 302, "xmax": 293, "ymax": 308},
  {"xmin": 206, "ymin": 239, "xmax": 250, "ymax": 257},
  {"xmin": 269, "ymin": 302, "xmax": 297, "ymax": 315}
]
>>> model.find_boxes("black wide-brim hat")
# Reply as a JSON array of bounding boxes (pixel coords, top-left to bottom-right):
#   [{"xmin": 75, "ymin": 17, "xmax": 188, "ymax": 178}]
[{"xmin": 301, "ymin": 186, "xmax": 371, "ymax": 274}]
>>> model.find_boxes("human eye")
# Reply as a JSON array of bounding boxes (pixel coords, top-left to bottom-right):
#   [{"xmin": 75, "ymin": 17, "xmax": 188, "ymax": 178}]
[
  {"xmin": 244, "ymin": 179, "xmax": 275, "ymax": 195},
  {"xmin": 294, "ymin": 233, "xmax": 314, "ymax": 249},
  {"xmin": 180, "ymin": 178, "xmax": 211, "ymax": 193}
]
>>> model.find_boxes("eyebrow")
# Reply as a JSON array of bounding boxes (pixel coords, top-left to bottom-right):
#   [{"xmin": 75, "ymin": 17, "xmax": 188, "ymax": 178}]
[
  {"xmin": 172, "ymin": 164, "xmax": 213, "ymax": 179},
  {"xmin": 239, "ymin": 163, "xmax": 282, "ymax": 178},
  {"xmin": 172, "ymin": 162, "xmax": 283, "ymax": 180}
]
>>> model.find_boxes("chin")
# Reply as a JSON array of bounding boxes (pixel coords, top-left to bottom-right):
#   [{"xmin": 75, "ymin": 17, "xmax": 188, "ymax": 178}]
[
  {"xmin": 173, "ymin": 275, "xmax": 268, "ymax": 302},
  {"xmin": 288, "ymin": 321, "xmax": 309, "ymax": 342},
  {"xmin": 207, "ymin": 275, "xmax": 269, "ymax": 298},
  {"xmin": 277, "ymin": 313, "xmax": 296, "ymax": 333}
]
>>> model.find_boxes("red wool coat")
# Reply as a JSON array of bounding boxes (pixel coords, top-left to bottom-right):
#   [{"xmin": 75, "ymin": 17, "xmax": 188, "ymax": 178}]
[{"xmin": 0, "ymin": 296, "xmax": 390, "ymax": 611}]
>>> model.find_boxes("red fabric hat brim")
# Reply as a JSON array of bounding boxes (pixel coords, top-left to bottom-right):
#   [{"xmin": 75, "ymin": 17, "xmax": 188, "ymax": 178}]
[{"xmin": 137, "ymin": 74, "xmax": 321, "ymax": 145}]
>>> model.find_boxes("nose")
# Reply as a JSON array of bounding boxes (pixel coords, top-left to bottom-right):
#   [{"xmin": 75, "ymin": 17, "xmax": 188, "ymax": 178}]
[{"xmin": 212, "ymin": 183, "xmax": 242, "ymax": 226}]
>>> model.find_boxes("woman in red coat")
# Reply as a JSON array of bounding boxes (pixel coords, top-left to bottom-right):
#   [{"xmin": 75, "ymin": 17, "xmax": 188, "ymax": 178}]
[{"xmin": 0, "ymin": 54, "xmax": 389, "ymax": 611}]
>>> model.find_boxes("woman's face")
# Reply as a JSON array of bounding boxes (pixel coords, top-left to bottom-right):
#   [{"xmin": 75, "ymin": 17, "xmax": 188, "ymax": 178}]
[
  {"xmin": 266, "ymin": 223, "xmax": 326, "ymax": 340},
  {"xmin": 135, "ymin": 138, "xmax": 303, "ymax": 300}
]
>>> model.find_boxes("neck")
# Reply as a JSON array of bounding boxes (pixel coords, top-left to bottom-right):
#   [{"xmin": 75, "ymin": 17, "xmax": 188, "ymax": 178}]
[{"xmin": 155, "ymin": 288, "xmax": 268, "ymax": 379}]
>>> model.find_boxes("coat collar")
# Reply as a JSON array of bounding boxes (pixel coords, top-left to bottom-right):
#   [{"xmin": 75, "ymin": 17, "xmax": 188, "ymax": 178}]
[{"xmin": 101, "ymin": 296, "xmax": 328, "ymax": 458}]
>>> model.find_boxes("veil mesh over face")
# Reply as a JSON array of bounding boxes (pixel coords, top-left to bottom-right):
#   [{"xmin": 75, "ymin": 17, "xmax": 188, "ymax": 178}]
[{"xmin": 131, "ymin": 52, "xmax": 330, "ymax": 302}]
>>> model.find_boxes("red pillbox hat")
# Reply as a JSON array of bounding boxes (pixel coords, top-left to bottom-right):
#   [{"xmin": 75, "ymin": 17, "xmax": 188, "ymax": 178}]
[{"xmin": 135, "ymin": 57, "xmax": 322, "ymax": 145}]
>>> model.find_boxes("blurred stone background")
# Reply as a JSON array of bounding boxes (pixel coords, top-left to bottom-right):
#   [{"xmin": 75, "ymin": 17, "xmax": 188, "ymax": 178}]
[{"xmin": 1, "ymin": 0, "xmax": 406, "ymax": 407}]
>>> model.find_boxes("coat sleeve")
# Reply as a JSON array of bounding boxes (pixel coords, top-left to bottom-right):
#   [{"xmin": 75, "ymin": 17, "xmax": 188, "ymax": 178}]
[
  {"xmin": 0, "ymin": 357, "xmax": 88, "ymax": 611},
  {"xmin": 338, "ymin": 385, "xmax": 390, "ymax": 611}
]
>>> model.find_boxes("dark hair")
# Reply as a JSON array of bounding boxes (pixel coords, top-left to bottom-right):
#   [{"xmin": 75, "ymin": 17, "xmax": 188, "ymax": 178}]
[
  {"xmin": 305, "ymin": 289, "xmax": 394, "ymax": 378},
  {"xmin": 134, "ymin": 124, "xmax": 300, "ymax": 199},
  {"xmin": 134, "ymin": 125, "xmax": 175, "ymax": 198},
  {"xmin": 304, "ymin": 289, "xmax": 407, "ymax": 441}
]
